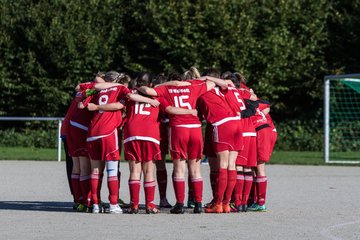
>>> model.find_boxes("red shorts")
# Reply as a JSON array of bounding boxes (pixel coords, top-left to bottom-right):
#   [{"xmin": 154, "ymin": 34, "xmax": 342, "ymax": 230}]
[
  {"xmin": 270, "ymin": 129, "xmax": 277, "ymax": 154},
  {"xmin": 124, "ymin": 140, "xmax": 161, "ymax": 162},
  {"xmin": 213, "ymin": 120, "xmax": 243, "ymax": 153},
  {"xmin": 67, "ymin": 125, "xmax": 88, "ymax": 157},
  {"xmin": 169, "ymin": 126, "xmax": 203, "ymax": 160},
  {"xmin": 237, "ymin": 134, "xmax": 257, "ymax": 167},
  {"xmin": 257, "ymin": 127, "xmax": 272, "ymax": 162},
  {"xmin": 203, "ymin": 123, "xmax": 216, "ymax": 158},
  {"xmin": 160, "ymin": 123, "xmax": 169, "ymax": 155},
  {"xmin": 87, "ymin": 130, "xmax": 120, "ymax": 161}
]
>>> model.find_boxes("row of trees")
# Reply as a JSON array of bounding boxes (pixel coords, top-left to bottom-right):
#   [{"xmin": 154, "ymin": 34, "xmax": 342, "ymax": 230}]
[{"xmin": 1, "ymin": 0, "xmax": 360, "ymax": 124}]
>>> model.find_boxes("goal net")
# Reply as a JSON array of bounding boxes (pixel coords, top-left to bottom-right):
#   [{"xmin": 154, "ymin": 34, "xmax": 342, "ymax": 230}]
[{"xmin": 324, "ymin": 74, "xmax": 360, "ymax": 163}]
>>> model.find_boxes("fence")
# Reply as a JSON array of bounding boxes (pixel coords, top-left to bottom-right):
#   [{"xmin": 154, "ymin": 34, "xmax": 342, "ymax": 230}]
[{"xmin": 0, "ymin": 117, "xmax": 63, "ymax": 162}]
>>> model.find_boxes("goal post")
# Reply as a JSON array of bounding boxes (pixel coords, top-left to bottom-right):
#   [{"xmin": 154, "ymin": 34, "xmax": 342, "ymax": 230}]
[{"xmin": 324, "ymin": 74, "xmax": 360, "ymax": 164}]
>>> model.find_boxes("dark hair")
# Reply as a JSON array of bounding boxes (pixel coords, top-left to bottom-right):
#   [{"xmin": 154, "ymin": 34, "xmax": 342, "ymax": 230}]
[
  {"xmin": 152, "ymin": 73, "xmax": 167, "ymax": 86},
  {"xmin": 203, "ymin": 68, "xmax": 220, "ymax": 78},
  {"xmin": 234, "ymin": 72, "xmax": 247, "ymax": 84},
  {"xmin": 222, "ymin": 71, "xmax": 239, "ymax": 87},
  {"xmin": 136, "ymin": 72, "xmax": 153, "ymax": 87},
  {"xmin": 168, "ymin": 71, "xmax": 182, "ymax": 81}
]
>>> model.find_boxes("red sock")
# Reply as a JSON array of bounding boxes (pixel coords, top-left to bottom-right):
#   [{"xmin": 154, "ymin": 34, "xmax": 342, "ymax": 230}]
[
  {"xmin": 90, "ymin": 173, "xmax": 100, "ymax": 204},
  {"xmin": 129, "ymin": 179, "xmax": 141, "ymax": 206},
  {"xmin": 107, "ymin": 176, "xmax": 119, "ymax": 205},
  {"xmin": 242, "ymin": 172, "xmax": 253, "ymax": 205},
  {"xmin": 71, "ymin": 173, "xmax": 81, "ymax": 203},
  {"xmin": 210, "ymin": 171, "xmax": 218, "ymax": 199},
  {"xmin": 188, "ymin": 174, "xmax": 194, "ymax": 200},
  {"xmin": 191, "ymin": 177, "xmax": 203, "ymax": 203},
  {"xmin": 215, "ymin": 168, "xmax": 228, "ymax": 204},
  {"xmin": 172, "ymin": 176, "xmax": 185, "ymax": 204},
  {"xmin": 256, "ymin": 176, "xmax": 267, "ymax": 206},
  {"xmin": 79, "ymin": 175, "xmax": 91, "ymax": 205},
  {"xmin": 223, "ymin": 170, "xmax": 237, "ymax": 204},
  {"xmin": 144, "ymin": 180, "xmax": 156, "ymax": 206},
  {"xmin": 234, "ymin": 171, "xmax": 245, "ymax": 206},
  {"xmin": 156, "ymin": 169, "xmax": 167, "ymax": 200}
]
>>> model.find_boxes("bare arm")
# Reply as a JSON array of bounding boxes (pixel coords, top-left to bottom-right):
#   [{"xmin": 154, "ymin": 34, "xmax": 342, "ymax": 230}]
[
  {"xmin": 155, "ymin": 80, "xmax": 191, "ymax": 87},
  {"xmin": 165, "ymin": 106, "xmax": 198, "ymax": 116},
  {"xmin": 94, "ymin": 82, "xmax": 122, "ymax": 91},
  {"xmin": 204, "ymin": 76, "xmax": 228, "ymax": 90},
  {"xmin": 127, "ymin": 93, "xmax": 160, "ymax": 107},
  {"xmin": 87, "ymin": 102, "xmax": 124, "ymax": 112},
  {"xmin": 137, "ymin": 86, "xmax": 158, "ymax": 97},
  {"xmin": 261, "ymin": 107, "xmax": 270, "ymax": 115}
]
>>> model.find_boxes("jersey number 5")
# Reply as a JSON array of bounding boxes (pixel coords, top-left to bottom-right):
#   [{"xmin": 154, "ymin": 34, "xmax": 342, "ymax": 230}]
[{"xmin": 174, "ymin": 95, "xmax": 192, "ymax": 109}]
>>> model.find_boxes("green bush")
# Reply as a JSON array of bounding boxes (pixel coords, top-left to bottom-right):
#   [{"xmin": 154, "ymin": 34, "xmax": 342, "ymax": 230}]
[
  {"xmin": 275, "ymin": 120, "xmax": 323, "ymax": 151},
  {"xmin": 0, "ymin": 128, "xmax": 58, "ymax": 148}
]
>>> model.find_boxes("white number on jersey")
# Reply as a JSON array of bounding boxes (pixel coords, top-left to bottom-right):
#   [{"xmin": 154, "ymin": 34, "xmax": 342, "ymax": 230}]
[
  {"xmin": 234, "ymin": 92, "xmax": 246, "ymax": 111},
  {"xmin": 98, "ymin": 95, "xmax": 109, "ymax": 113},
  {"xmin": 174, "ymin": 95, "xmax": 192, "ymax": 109},
  {"xmin": 214, "ymin": 87, "xmax": 225, "ymax": 97},
  {"xmin": 134, "ymin": 102, "xmax": 151, "ymax": 115}
]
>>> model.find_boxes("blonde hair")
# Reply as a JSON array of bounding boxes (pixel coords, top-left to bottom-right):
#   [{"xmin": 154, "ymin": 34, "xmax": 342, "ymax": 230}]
[{"xmin": 183, "ymin": 66, "xmax": 201, "ymax": 80}]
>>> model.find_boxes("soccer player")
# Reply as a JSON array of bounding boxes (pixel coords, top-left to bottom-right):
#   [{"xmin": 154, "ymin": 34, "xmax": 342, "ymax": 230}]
[
  {"xmin": 221, "ymin": 72, "xmax": 258, "ymax": 212},
  {"xmin": 197, "ymin": 69, "xmax": 252, "ymax": 213},
  {"xmin": 124, "ymin": 72, "xmax": 199, "ymax": 214},
  {"xmin": 137, "ymin": 73, "xmax": 226, "ymax": 214},
  {"xmin": 62, "ymin": 72, "xmax": 105, "ymax": 209},
  {"xmin": 82, "ymin": 71, "xmax": 160, "ymax": 214},
  {"xmin": 152, "ymin": 73, "xmax": 172, "ymax": 208}
]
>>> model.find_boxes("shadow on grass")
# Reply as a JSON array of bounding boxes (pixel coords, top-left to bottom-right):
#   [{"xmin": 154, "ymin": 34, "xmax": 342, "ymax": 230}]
[{"xmin": 0, "ymin": 201, "xmax": 74, "ymax": 212}]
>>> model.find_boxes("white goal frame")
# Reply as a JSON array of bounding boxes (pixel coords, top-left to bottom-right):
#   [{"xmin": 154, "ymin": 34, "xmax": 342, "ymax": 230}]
[{"xmin": 324, "ymin": 73, "xmax": 360, "ymax": 164}]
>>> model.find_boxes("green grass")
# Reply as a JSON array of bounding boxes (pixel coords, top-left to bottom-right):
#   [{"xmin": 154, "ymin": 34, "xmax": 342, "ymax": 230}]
[
  {"xmin": 0, "ymin": 147, "xmax": 66, "ymax": 161},
  {"xmin": 1, "ymin": 146, "xmax": 359, "ymax": 166}
]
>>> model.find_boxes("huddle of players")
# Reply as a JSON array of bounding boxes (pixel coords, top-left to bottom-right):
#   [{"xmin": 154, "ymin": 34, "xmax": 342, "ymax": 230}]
[{"xmin": 61, "ymin": 66, "xmax": 276, "ymax": 214}]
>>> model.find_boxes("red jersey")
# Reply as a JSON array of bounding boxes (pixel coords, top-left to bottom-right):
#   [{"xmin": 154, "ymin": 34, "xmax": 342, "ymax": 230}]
[
  {"xmin": 197, "ymin": 87, "xmax": 238, "ymax": 125},
  {"xmin": 86, "ymin": 85, "xmax": 130, "ymax": 140},
  {"xmin": 154, "ymin": 82, "xmax": 207, "ymax": 126},
  {"xmin": 226, "ymin": 87, "xmax": 257, "ymax": 133},
  {"xmin": 61, "ymin": 83, "xmax": 96, "ymax": 136},
  {"xmin": 124, "ymin": 91, "xmax": 163, "ymax": 145},
  {"xmin": 258, "ymin": 102, "xmax": 276, "ymax": 130},
  {"xmin": 250, "ymin": 107, "xmax": 268, "ymax": 129}
]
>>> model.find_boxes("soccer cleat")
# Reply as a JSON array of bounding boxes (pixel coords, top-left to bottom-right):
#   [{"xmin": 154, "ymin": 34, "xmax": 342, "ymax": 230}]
[
  {"xmin": 118, "ymin": 198, "xmax": 127, "ymax": 207},
  {"xmin": 247, "ymin": 203, "xmax": 258, "ymax": 211},
  {"xmin": 92, "ymin": 204, "xmax": 100, "ymax": 214},
  {"xmin": 170, "ymin": 203, "xmax": 185, "ymax": 214},
  {"xmin": 193, "ymin": 202, "xmax": 203, "ymax": 214},
  {"xmin": 76, "ymin": 204, "xmax": 87, "ymax": 212},
  {"xmin": 109, "ymin": 204, "xmax": 123, "ymax": 214},
  {"xmin": 201, "ymin": 157, "xmax": 209, "ymax": 165},
  {"xmin": 204, "ymin": 200, "xmax": 215, "ymax": 209},
  {"xmin": 187, "ymin": 198, "xmax": 195, "ymax": 209},
  {"xmin": 241, "ymin": 204, "xmax": 248, "ymax": 212},
  {"xmin": 230, "ymin": 203, "xmax": 239, "ymax": 213},
  {"xmin": 222, "ymin": 203, "xmax": 231, "ymax": 213},
  {"xmin": 146, "ymin": 203, "xmax": 160, "ymax": 214},
  {"xmin": 204, "ymin": 203, "xmax": 223, "ymax": 213},
  {"xmin": 126, "ymin": 204, "xmax": 139, "ymax": 214},
  {"xmin": 159, "ymin": 198, "xmax": 172, "ymax": 208},
  {"xmin": 73, "ymin": 203, "xmax": 80, "ymax": 210},
  {"xmin": 254, "ymin": 204, "xmax": 267, "ymax": 212}
]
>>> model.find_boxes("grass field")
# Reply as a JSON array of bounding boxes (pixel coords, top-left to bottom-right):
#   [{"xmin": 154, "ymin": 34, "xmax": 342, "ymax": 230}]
[{"xmin": 1, "ymin": 146, "xmax": 359, "ymax": 165}]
